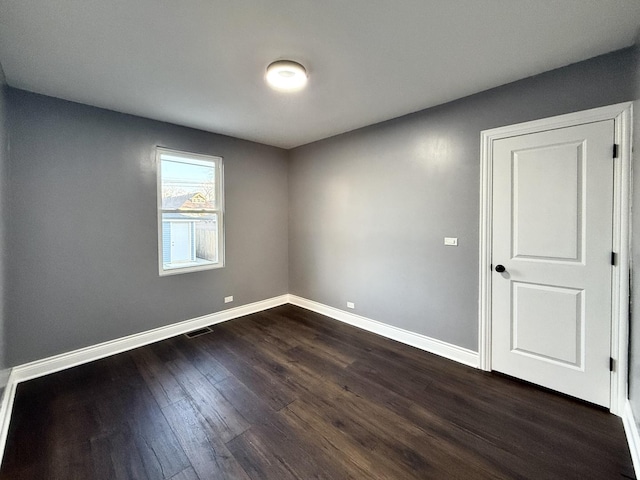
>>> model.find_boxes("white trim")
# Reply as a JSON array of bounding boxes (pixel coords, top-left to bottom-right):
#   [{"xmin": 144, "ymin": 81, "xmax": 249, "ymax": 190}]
[
  {"xmin": 0, "ymin": 292, "xmax": 493, "ymax": 469},
  {"xmin": 0, "ymin": 292, "xmax": 480, "ymax": 465},
  {"xmin": 0, "ymin": 369, "xmax": 17, "ymax": 468},
  {"xmin": 289, "ymin": 295, "xmax": 479, "ymax": 367},
  {"xmin": 12, "ymin": 295, "xmax": 289, "ymax": 383},
  {"xmin": 0, "ymin": 293, "xmax": 480, "ymax": 465},
  {"xmin": 623, "ymin": 400, "xmax": 640, "ymax": 478},
  {"xmin": 478, "ymin": 102, "xmax": 633, "ymax": 415},
  {"xmin": 0, "ymin": 295, "xmax": 288, "ymax": 467},
  {"xmin": 610, "ymin": 104, "xmax": 633, "ymax": 416}
]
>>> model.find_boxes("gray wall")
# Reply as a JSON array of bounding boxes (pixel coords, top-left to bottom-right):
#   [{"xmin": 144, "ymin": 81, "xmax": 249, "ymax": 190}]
[
  {"xmin": 0, "ymin": 64, "xmax": 7, "ymax": 372},
  {"xmin": 4, "ymin": 48, "xmax": 637, "ymax": 367},
  {"xmin": 289, "ymin": 48, "xmax": 636, "ymax": 351},
  {"xmin": 7, "ymin": 89, "xmax": 289, "ymax": 365}
]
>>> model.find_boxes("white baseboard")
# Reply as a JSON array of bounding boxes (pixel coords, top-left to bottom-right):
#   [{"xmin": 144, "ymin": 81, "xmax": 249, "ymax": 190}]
[
  {"xmin": 12, "ymin": 295, "xmax": 289, "ymax": 383},
  {"xmin": 288, "ymin": 295, "xmax": 479, "ymax": 368},
  {"xmin": 0, "ymin": 369, "xmax": 17, "ymax": 469},
  {"xmin": 623, "ymin": 400, "xmax": 640, "ymax": 478},
  {"xmin": 0, "ymin": 292, "xmax": 488, "ymax": 470},
  {"xmin": 0, "ymin": 295, "xmax": 285, "ymax": 467},
  {"xmin": 10, "ymin": 293, "xmax": 478, "ymax": 385},
  {"xmin": 3, "ymin": 293, "xmax": 638, "ymax": 474},
  {"xmin": 0, "ymin": 295, "xmax": 290, "ymax": 466}
]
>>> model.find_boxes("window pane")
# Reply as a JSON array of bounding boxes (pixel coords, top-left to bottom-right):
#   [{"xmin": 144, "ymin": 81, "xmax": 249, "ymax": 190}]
[
  {"xmin": 161, "ymin": 213, "xmax": 218, "ymax": 269},
  {"xmin": 195, "ymin": 214, "xmax": 219, "ymax": 263},
  {"xmin": 161, "ymin": 156, "xmax": 217, "ymax": 210}
]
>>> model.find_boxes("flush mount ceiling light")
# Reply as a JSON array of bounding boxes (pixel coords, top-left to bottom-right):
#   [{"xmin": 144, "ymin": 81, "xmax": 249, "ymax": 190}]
[{"xmin": 266, "ymin": 60, "xmax": 308, "ymax": 92}]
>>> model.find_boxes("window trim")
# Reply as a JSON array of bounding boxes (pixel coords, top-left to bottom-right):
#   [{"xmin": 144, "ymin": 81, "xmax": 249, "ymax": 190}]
[{"xmin": 156, "ymin": 147, "xmax": 225, "ymax": 276}]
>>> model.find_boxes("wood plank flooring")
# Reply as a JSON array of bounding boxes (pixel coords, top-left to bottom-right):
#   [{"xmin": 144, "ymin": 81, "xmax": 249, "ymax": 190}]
[{"xmin": 0, "ymin": 304, "xmax": 634, "ymax": 479}]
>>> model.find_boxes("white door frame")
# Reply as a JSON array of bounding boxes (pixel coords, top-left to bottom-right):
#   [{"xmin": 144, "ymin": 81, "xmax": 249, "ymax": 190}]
[{"xmin": 478, "ymin": 102, "xmax": 633, "ymax": 416}]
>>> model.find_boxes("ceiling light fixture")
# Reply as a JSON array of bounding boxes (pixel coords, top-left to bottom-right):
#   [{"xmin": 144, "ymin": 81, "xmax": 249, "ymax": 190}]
[{"xmin": 266, "ymin": 60, "xmax": 308, "ymax": 92}]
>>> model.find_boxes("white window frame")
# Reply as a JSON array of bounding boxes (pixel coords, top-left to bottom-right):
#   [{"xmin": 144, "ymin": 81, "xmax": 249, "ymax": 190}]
[{"xmin": 157, "ymin": 147, "xmax": 225, "ymax": 276}]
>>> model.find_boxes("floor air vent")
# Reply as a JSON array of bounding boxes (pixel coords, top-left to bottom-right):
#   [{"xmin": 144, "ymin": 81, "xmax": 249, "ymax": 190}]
[{"xmin": 184, "ymin": 326, "xmax": 213, "ymax": 338}]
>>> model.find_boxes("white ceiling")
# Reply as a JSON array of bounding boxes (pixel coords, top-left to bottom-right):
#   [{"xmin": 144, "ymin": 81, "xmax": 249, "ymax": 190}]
[{"xmin": 0, "ymin": 1, "xmax": 639, "ymax": 149}]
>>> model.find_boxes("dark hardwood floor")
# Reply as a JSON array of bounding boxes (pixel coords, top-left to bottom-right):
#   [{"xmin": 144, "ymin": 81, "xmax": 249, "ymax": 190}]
[{"xmin": 0, "ymin": 304, "xmax": 634, "ymax": 479}]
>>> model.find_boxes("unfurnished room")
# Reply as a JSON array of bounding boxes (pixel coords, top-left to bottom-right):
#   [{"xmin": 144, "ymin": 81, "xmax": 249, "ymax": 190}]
[{"xmin": 0, "ymin": 1, "xmax": 639, "ymax": 479}]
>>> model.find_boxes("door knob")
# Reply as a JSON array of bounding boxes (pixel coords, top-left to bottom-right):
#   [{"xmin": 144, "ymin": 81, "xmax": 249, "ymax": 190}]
[{"xmin": 495, "ymin": 264, "xmax": 506, "ymax": 273}]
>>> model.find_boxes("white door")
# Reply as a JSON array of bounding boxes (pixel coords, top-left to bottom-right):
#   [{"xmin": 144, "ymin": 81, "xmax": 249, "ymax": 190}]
[
  {"xmin": 491, "ymin": 120, "xmax": 614, "ymax": 407},
  {"xmin": 170, "ymin": 222, "xmax": 192, "ymax": 263}
]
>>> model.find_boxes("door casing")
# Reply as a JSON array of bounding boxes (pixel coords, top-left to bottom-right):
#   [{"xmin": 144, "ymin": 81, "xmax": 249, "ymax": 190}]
[{"xmin": 478, "ymin": 102, "xmax": 633, "ymax": 416}]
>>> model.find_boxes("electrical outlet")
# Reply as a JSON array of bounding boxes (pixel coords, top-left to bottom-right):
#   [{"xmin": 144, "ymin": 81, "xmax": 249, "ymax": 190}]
[
  {"xmin": 444, "ymin": 237, "xmax": 458, "ymax": 246},
  {"xmin": 224, "ymin": 296, "xmax": 233, "ymax": 303},
  {"xmin": 347, "ymin": 302, "xmax": 355, "ymax": 309}
]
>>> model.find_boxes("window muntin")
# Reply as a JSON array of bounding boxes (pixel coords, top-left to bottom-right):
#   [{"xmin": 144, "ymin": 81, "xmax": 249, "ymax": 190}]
[{"xmin": 157, "ymin": 148, "xmax": 224, "ymax": 275}]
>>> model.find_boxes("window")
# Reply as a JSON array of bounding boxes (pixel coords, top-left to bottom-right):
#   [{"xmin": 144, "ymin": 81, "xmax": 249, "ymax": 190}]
[{"xmin": 157, "ymin": 148, "xmax": 224, "ymax": 275}]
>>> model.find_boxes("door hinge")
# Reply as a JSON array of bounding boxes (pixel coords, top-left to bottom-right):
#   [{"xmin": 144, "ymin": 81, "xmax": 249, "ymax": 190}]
[
  {"xmin": 611, "ymin": 252, "xmax": 617, "ymax": 266},
  {"xmin": 610, "ymin": 357, "xmax": 615, "ymax": 372},
  {"xmin": 613, "ymin": 144, "xmax": 619, "ymax": 158}
]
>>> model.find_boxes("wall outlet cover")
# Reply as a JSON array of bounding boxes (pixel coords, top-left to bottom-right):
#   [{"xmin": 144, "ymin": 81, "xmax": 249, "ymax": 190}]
[
  {"xmin": 224, "ymin": 296, "xmax": 234, "ymax": 303},
  {"xmin": 347, "ymin": 302, "xmax": 355, "ymax": 309}
]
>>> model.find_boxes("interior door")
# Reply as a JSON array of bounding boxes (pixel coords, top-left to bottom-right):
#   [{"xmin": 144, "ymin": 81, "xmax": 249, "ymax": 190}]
[{"xmin": 491, "ymin": 120, "xmax": 614, "ymax": 407}]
